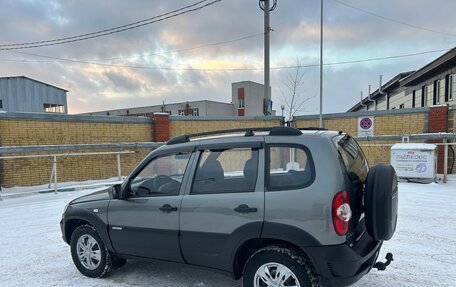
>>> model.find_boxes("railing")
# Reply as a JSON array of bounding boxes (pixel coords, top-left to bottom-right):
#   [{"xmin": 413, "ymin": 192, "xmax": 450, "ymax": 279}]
[{"xmin": 0, "ymin": 142, "xmax": 164, "ymax": 199}]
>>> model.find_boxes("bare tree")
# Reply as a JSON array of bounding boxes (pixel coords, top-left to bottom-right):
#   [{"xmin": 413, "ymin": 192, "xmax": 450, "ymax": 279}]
[{"xmin": 281, "ymin": 59, "xmax": 313, "ymax": 121}]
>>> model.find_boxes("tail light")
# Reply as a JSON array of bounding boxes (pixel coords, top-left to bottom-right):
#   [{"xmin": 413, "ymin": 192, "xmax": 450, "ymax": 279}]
[{"xmin": 332, "ymin": 191, "xmax": 352, "ymax": 235}]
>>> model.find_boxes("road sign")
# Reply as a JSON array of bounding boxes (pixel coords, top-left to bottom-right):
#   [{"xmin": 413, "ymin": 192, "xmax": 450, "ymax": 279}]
[{"xmin": 358, "ymin": 116, "xmax": 374, "ymax": 137}]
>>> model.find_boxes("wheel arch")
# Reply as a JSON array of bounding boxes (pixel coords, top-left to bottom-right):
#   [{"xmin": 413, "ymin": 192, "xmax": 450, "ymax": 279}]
[
  {"xmin": 232, "ymin": 237, "xmax": 316, "ymax": 280},
  {"xmin": 63, "ymin": 208, "xmax": 114, "ymax": 253}
]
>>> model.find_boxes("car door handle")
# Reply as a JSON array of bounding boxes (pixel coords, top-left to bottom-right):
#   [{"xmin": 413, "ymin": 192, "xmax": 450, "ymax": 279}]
[
  {"xmin": 159, "ymin": 204, "xmax": 178, "ymax": 213},
  {"xmin": 234, "ymin": 204, "xmax": 258, "ymax": 213}
]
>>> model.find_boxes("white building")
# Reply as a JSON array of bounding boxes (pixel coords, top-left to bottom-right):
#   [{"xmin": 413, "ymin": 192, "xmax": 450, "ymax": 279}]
[
  {"xmin": 349, "ymin": 48, "xmax": 456, "ymax": 112},
  {"xmin": 85, "ymin": 81, "xmax": 272, "ymax": 117}
]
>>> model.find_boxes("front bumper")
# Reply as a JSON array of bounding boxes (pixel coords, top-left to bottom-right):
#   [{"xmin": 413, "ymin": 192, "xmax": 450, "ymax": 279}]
[
  {"xmin": 60, "ymin": 217, "xmax": 68, "ymax": 244},
  {"xmin": 305, "ymin": 232, "xmax": 381, "ymax": 287}
]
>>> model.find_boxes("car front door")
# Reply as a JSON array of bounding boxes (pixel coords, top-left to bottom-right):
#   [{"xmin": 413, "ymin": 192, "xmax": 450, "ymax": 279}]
[
  {"xmin": 179, "ymin": 142, "xmax": 264, "ymax": 272},
  {"xmin": 108, "ymin": 151, "xmax": 193, "ymax": 262}
]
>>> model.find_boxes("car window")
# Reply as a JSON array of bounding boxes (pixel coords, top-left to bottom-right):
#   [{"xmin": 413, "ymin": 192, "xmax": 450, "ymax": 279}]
[
  {"xmin": 267, "ymin": 145, "xmax": 314, "ymax": 191},
  {"xmin": 129, "ymin": 152, "xmax": 191, "ymax": 197},
  {"xmin": 337, "ymin": 136, "xmax": 368, "ymax": 183},
  {"xmin": 191, "ymin": 148, "xmax": 259, "ymax": 194}
]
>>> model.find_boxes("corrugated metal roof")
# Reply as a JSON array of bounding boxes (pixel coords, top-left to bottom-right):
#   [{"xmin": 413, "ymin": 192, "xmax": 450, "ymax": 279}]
[{"xmin": 0, "ymin": 76, "xmax": 68, "ymax": 92}]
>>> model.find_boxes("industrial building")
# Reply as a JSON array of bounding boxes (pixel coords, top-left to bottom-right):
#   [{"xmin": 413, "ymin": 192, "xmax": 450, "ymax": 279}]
[
  {"xmin": 84, "ymin": 81, "xmax": 271, "ymax": 117},
  {"xmin": 0, "ymin": 76, "xmax": 68, "ymax": 113},
  {"xmin": 349, "ymin": 47, "xmax": 456, "ymax": 112}
]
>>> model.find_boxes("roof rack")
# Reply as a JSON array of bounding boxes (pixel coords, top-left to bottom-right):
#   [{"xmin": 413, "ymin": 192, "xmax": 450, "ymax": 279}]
[{"xmin": 166, "ymin": 126, "xmax": 302, "ymax": 145}]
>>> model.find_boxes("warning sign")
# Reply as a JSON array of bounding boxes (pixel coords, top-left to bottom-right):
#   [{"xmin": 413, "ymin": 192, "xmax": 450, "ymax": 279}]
[{"xmin": 358, "ymin": 116, "xmax": 374, "ymax": 137}]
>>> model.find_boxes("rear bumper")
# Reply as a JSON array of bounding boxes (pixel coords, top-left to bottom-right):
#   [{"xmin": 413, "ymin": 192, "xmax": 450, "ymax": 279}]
[{"xmin": 305, "ymin": 232, "xmax": 381, "ymax": 287}]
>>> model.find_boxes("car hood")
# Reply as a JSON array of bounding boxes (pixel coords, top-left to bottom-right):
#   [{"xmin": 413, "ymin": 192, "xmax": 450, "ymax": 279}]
[{"xmin": 70, "ymin": 188, "xmax": 111, "ymax": 204}]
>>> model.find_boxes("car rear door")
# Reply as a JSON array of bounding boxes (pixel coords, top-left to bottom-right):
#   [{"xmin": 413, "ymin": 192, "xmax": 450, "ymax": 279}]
[{"xmin": 179, "ymin": 141, "xmax": 264, "ymax": 272}]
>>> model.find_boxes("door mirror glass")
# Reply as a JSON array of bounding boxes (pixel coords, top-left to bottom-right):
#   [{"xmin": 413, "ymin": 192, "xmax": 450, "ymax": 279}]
[{"xmin": 108, "ymin": 184, "xmax": 121, "ymax": 199}]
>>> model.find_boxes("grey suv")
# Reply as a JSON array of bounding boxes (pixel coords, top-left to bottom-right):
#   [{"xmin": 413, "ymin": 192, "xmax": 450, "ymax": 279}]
[{"xmin": 60, "ymin": 127, "xmax": 398, "ymax": 287}]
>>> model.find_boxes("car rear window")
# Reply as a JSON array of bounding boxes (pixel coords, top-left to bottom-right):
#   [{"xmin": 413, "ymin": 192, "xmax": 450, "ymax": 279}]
[
  {"xmin": 266, "ymin": 145, "xmax": 315, "ymax": 191},
  {"xmin": 337, "ymin": 135, "xmax": 369, "ymax": 183}
]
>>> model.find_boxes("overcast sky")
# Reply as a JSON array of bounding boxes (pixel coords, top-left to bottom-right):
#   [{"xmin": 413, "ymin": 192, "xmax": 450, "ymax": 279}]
[{"xmin": 1, "ymin": 0, "xmax": 456, "ymax": 115}]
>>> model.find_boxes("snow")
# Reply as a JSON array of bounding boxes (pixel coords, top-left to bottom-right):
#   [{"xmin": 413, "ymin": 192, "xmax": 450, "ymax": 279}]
[
  {"xmin": 0, "ymin": 177, "xmax": 123, "ymax": 198},
  {"xmin": 1, "ymin": 180, "xmax": 455, "ymax": 286}
]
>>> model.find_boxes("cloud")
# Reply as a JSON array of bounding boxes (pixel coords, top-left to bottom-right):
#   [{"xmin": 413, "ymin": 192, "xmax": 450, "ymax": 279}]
[{"xmin": 1, "ymin": 0, "xmax": 456, "ymax": 116}]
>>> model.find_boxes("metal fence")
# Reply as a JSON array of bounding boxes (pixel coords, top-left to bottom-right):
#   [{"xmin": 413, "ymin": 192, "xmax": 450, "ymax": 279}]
[{"xmin": 0, "ymin": 142, "xmax": 163, "ymax": 198}]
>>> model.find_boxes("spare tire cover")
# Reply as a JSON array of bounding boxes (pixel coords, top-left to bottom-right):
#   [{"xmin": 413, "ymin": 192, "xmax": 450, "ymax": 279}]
[{"xmin": 365, "ymin": 164, "xmax": 398, "ymax": 241}]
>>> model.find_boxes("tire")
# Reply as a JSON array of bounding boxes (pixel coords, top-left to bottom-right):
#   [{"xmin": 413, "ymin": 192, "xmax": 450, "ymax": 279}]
[
  {"xmin": 70, "ymin": 224, "xmax": 112, "ymax": 278},
  {"xmin": 365, "ymin": 164, "xmax": 399, "ymax": 241},
  {"xmin": 243, "ymin": 246, "xmax": 321, "ymax": 287}
]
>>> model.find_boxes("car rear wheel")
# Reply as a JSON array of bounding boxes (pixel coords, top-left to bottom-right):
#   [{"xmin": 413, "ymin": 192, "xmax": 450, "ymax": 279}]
[
  {"xmin": 243, "ymin": 246, "xmax": 321, "ymax": 287},
  {"xmin": 70, "ymin": 225, "xmax": 112, "ymax": 278},
  {"xmin": 365, "ymin": 164, "xmax": 399, "ymax": 241}
]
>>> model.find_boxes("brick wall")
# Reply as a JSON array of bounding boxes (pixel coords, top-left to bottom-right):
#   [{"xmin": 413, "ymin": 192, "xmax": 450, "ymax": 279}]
[
  {"xmin": 2, "ymin": 108, "xmax": 454, "ymax": 188},
  {"xmin": 153, "ymin": 113, "xmax": 170, "ymax": 142},
  {"xmin": 428, "ymin": 105, "xmax": 448, "ymax": 173},
  {"xmin": 0, "ymin": 113, "xmax": 153, "ymax": 188}
]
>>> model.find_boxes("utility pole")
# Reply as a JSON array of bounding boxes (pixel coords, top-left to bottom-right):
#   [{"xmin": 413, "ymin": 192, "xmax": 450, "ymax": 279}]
[
  {"xmin": 259, "ymin": 0, "xmax": 277, "ymax": 115},
  {"xmin": 319, "ymin": 0, "xmax": 324, "ymax": 128}
]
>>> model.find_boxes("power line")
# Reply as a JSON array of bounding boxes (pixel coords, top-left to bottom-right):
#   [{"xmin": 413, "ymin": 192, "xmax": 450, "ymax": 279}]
[
  {"xmin": 0, "ymin": 0, "xmax": 222, "ymax": 50},
  {"xmin": 0, "ymin": 0, "xmax": 211, "ymax": 47},
  {"xmin": 5, "ymin": 31, "xmax": 263, "ymax": 63},
  {"xmin": 331, "ymin": 0, "xmax": 456, "ymax": 37},
  {"xmin": 92, "ymin": 32, "xmax": 264, "ymax": 61},
  {"xmin": 2, "ymin": 48, "xmax": 451, "ymax": 71}
]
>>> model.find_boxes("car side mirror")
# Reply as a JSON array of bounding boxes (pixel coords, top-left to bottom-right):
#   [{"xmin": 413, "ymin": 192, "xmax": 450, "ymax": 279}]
[{"xmin": 109, "ymin": 184, "xmax": 121, "ymax": 199}]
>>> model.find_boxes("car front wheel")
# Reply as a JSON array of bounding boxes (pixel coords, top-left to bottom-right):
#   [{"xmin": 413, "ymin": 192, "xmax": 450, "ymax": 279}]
[{"xmin": 70, "ymin": 225, "xmax": 112, "ymax": 278}]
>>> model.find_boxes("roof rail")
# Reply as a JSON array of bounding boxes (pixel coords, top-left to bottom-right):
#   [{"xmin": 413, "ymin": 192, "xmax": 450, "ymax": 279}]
[
  {"xmin": 299, "ymin": 127, "xmax": 328, "ymax": 131},
  {"xmin": 166, "ymin": 126, "xmax": 302, "ymax": 145}
]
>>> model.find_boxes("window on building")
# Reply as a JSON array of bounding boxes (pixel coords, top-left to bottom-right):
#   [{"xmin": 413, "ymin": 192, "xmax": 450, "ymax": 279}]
[
  {"xmin": 0, "ymin": 99, "xmax": 3, "ymax": 109},
  {"xmin": 178, "ymin": 108, "xmax": 198, "ymax": 116},
  {"xmin": 446, "ymin": 74, "xmax": 453, "ymax": 102},
  {"xmin": 239, "ymin": 98, "xmax": 245, "ymax": 108},
  {"xmin": 421, "ymin": 85, "xmax": 426, "ymax": 107},
  {"xmin": 433, "ymin": 80, "xmax": 440, "ymax": 105},
  {"xmin": 43, "ymin": 103, "xmax": 65, "ymax": 113},
  {"xmin": 412, "ymin": 90, "xmax": 416, "ymax": 108}
]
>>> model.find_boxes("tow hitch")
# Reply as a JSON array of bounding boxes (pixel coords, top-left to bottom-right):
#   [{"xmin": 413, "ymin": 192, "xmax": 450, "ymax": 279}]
[{"xmin": 373, "ymin": 252, "xmax": 394, "ymax": 271}]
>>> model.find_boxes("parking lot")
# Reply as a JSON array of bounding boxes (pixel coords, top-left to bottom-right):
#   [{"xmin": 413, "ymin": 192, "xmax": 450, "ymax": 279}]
[{"xmin": 1, "ymin": 180, "xmax": 455, "ymax": 287}]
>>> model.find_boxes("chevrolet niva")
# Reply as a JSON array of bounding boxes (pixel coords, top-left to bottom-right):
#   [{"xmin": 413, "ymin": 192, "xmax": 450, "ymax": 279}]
[{"xmin": 60, "ymin": 127, "xmax": 398, "ymax": 287}]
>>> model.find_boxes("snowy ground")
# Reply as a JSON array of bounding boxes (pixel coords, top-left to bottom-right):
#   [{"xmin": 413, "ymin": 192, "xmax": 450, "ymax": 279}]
[{"xmin": 0, "ymin": 180, "xmax": 455, "ymax": 287}]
